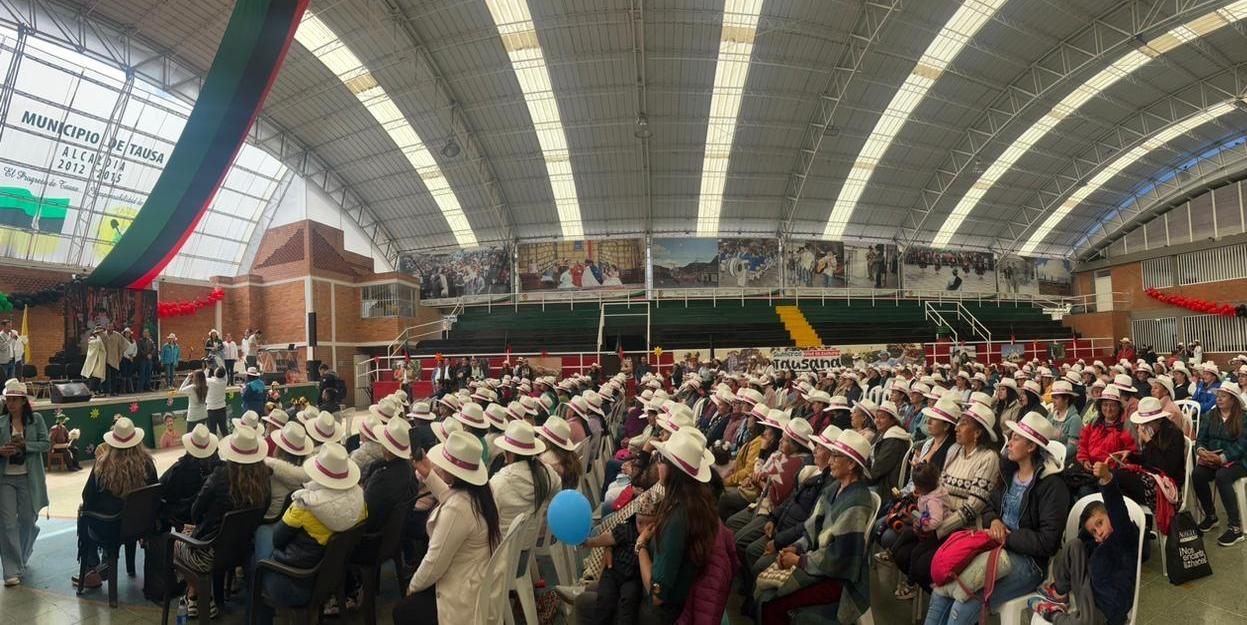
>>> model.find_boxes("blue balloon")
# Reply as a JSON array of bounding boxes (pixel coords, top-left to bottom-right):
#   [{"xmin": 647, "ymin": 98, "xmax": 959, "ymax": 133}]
[{"xmin": 547, "ymin": 489, "xmax": 592, "ymax": 545}]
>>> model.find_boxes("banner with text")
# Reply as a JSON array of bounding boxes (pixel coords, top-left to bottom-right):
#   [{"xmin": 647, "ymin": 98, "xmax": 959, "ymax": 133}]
[{"xmin": 769, "ymin": 343, "xmax": 924, "ymax": 371}]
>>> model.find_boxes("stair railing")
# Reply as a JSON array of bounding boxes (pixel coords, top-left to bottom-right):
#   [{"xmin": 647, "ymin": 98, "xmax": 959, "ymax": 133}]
[
  {"xmin": 923, "ymin": 301, "xmax": 957, "ymax": 343},
  {"xmin": 953, "ymin": 302, "xmax": 992, "ymax": 343}
]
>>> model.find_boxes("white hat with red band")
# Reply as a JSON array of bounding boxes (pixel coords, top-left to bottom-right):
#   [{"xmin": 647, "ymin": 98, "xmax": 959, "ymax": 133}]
[
  {"xmin": 828, "ymin": 430, "xmax": 872, "ymax": 478},
  {"xmin": 181, "ymin": 423, "xmax": 219, "ymax": 459},
  {"xmin": 104, "ymin": 417, "xmax": 144, "ymax": 449},
  {"xmin": 1128, "ymin": 397, "xmax": 1171, "ymax": 425},
  {"xmin": 536, "ymin": 415, "xmax": 577, "ymax": 452},
  {"xmin": 273, "ymin": 421, "xmax": 315, "ymax": 457},
  {"xmin": 219, "ymin": 427, "xmax": 269, "ymax": 465},
  {"xmin": 432, "ymin": 417, "xmax": 463, "ymax": 443},
  {"xmin": 307, "ymin": 410, "xmax": 345, "ymax": 444},
  {"xmin": 494, "ymin": 419, "xmax": 547, "ymax": 457},
  {"xmin": 303, "ymin": 442, "xmax": 361, "ymax": 489},
  {"xmin": 430, "ymin": 431, "xmax": 489, "ymax": 485},
  {"xmin": 369, "ymin": 417, "xmax": 413, "ymax": 460},
  {"xmin": 1006, "ymin": 412, "xmax": 1060, "ymax": 449},
  {"xmin": 652, "ymin": 429, "xmax": 714, "ymax": 483}
]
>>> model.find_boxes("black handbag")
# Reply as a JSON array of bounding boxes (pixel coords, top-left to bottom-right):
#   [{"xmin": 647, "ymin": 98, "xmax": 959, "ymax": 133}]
[{"xmin": 1166, "ymin": 510, "xmax": 1212, "ymax": 585}]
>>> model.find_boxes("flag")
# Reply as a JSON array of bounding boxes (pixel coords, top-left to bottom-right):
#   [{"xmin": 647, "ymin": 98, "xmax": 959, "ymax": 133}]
[{"xmin": 20, "ymin": 305, "xmax": 29, "ymax": 362}]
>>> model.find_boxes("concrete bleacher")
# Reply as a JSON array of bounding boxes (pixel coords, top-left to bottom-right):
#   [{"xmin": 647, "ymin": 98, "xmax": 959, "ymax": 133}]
[{"xmin": 407, "ymin": 298, "xmax": 1078, "ymax": 355}]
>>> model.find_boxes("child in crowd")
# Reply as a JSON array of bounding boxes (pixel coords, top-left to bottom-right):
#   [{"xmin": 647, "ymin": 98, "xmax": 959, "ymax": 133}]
[
  {"xmin": 881, "ymin": 462, "xmax": 948, "ymax": 599},
  {"xmin": 1028, "ymin": 461, "xmax": 1138, "ymax": 625},
  {"xmin": 573, "ymin": 497, "xmax": 657, "ymax": 625}
]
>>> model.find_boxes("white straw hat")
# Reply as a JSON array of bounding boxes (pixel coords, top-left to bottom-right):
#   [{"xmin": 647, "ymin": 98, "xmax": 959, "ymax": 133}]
[
  {"xmin": 306, "ymin": 410, "xmax": 345, "ymax": 444},
  {"xmin": 828, "ymin": 430, "xmax": 872, "ymax": 478},
  {"xmin": 219, "ymin": 427, "xmax": 269, "ymax": 464},
  {"xmin": 454, "ymin": 403, "xmax": 490, "ymax": 430},
  {"xmin": 430, "ymin": 431, "xmax": 489, "ymax": 486},
  {"xmin": 964, "ymin": 403, "xmax": 999, "ymax": 442},
  {"xmin": 368, "ymin": 398, "xmax": 402, "ymax": 422},
  {"xmin": 370, "ymin": 418, "xmax": 413, "ymax": 459},
  {"xmin": 1006, "ymin": 412, "xmax": 1060, "ymax": 449},
  {"xmin": 273, "ymin": 421, "xmax": 315, "ymax": 457},
  {"xmin": 2, "ymin": 379, "xmax": 26, "ymax": 397},
  {"xmin": 922, "ymin": 395, "xmax": 962, "ymax": 425},
  {"xmin": 784, "ymin": 417, "xmax": 815, "ymax": 451},
  {"xmin": 262, "ymin": 409, "xmax": 290, "ymax": 429},
  {"xmin": 1129, "ymin": 397, "xmax": 1171, "ymax": 425},
  {"xmin": 104, "ymin": 417, "xmax": 144, "ymax": 449},
  {"xmin": 851, "ymin": 398, "xmax": 878, "ymax": 419},
  {"xmin": 1215, "ymin": 382, "xmax": 1247, "ymax": 409},
  {"xmin": 303, "ymin": 442, "xmax": 361, "ymax": 490},
  {"xmin": 494, "ymin": 419, "xmax": 547, "ymax": 457},
  {"xmin": 408, "ymin": 402, "xmax": 434, "ymax": 421},
  {"xmin": 537, "ymin": 415, "xmax": 576, "ymax": 451},
  {"xmin": 181, "ymin": 424, "xmax": 219, "ymax": 459},
  {"xmin": 652, "ymin": 429, "xmax": 714, "ymax": 483},
  {"xmin": 811, "ymin": 425, "xmax": 845, "ymax": 451},
  {"xmin": 232, "ymin": 410, "xmax": 263, "ymax": 434},
  {"xmin": 432, "ymin": 417, "xmax": 463, "ymax": 443},
  {"xmin": 484, "ymin": 404, "xmax": 510, "ymax": 430}
]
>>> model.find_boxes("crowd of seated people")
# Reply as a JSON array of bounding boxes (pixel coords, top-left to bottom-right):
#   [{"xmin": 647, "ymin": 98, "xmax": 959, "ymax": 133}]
[{"xmin": 2, "ymin": 346, "xmax": 1244, "ymax": 623}]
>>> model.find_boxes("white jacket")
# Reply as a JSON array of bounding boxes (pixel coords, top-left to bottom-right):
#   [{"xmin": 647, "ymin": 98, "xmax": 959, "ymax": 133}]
[
  {"xmin": 292, "ymin": 482, "xmax": 365, "ymax": 532},
  {"xmin": 81, "ymin": 335, "xmax": 106, "ymax": 380},
  {"xmin": 490, "ymin": 459, "xmax": 559, "ymax": 547},
  {"xmin": 348, "ymin": 441, "xmax": 384, "ymax": 473},
  {"xmin": 408, "ymin": 483, "xmax": 495, "ymax": 625},
  {"xmin": 264, "ymin": 457, "xmax": 309, "ymax": 519}
]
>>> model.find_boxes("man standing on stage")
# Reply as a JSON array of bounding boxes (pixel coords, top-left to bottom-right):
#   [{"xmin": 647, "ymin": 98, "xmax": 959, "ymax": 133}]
[
  {"xmin": 137, "ymin": 328, "xmax": 156, "ymax": 392},
  {"xmin": 223, "ymin": 333, "xmax": 240, "ymax": 385}
]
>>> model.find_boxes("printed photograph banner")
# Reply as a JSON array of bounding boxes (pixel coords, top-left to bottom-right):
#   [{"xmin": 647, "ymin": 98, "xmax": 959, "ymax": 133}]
[
  {"xmin": 844, "ymin": 243, "xmax": 901, "ymax": 289},
  {"xmin": 902, "ymin": 246, "xmax": 997, "ymax": 293},
  {"xmin": 517, "ymin": 239, "xmax": 645, "ymax": 292},
  {"xmin": 652, "ymin": 238, "xmax": 719, "ymax": 288},
  {"xmin": 769, "ymin": 343, "xmax": 924, "ymax": 371},
  {"xmin": 718, "ymin": 238, "xmax": 781, "ymax": 288},
  {"xmin": 1035, "ymin": 258, "xmax": 1073, "ymax": 295},
  {"xmin": 398, "ymin": 246, "xmax": 512, "ymax": 299},
  {"xmin": 786, "ymin": 241, "xmax": 844, "ymax": 288},
  {"xmin": 64, "ymin": 284, "xmax": 158, "ymax": 355}
]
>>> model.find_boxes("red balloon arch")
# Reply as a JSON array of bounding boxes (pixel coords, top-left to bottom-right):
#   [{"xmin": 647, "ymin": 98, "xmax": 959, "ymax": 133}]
[
  {"xmin": 1144, "ymin": 287, "xmax": 1247, "ymax": 318},
  {"xmin": 157, "ymin": 288, "xmax": 224, "ymax": 319}
]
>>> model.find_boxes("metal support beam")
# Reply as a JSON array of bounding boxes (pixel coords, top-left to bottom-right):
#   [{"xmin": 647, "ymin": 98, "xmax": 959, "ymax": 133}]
[
  {"xmin": 776, "ymin": 0, "xmax": 902, "ymax": 239},
  {"xmin": 892, "ymin": 0, "xmax": 1228, "ymax": 250}
]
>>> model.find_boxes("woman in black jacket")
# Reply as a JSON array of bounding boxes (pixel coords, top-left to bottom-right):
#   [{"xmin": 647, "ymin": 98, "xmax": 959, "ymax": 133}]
[
  {"xmin": 1115, "ymin": 397, "xmax": 1186, "ymax": 510},
  {"xmin": 174, "ymin": 427, "xmax": 270, "ymax": 618},
  {"xmin": 73, "ymin": 418, "xmax": 158, "ymax": 590},
  {"xmin": 925, "ymin": 412, "xmax": 1070, "ymax": 625},
  {"xmin": 159, "ymin": 424, "xmax": 221, "ymax": 531}
]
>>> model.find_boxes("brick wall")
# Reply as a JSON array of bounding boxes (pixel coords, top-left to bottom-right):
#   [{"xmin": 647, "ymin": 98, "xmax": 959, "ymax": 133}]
[{"xmin": 0, "ymin": 265, "xmax": 72, "ymax": 374}]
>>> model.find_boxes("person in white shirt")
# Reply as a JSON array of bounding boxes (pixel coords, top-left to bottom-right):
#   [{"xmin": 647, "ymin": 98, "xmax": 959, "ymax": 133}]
[
  {"xmin": 244, "ymin": 331, "xmax": 261, "ymax": 369},
  {"xmin": 205, "ymin": 367, "xmax": 229, "ymax": 437},
  {"xmin": 0, "ymin": 320, "xmax": 13, "ymax": 381},
  {"xmin": 120, "ymin": 328, "xmax": 138, "ymax": 394},
  {"xmin": 222, "ymin": 335, "xmax": 240, "ymax": 385}
]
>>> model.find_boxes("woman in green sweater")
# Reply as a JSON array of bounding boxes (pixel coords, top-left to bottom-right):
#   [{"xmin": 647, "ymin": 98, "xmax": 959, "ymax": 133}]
[{"xmin": 640, "ymin": 429, "xmax": 719, "ymax": 624}]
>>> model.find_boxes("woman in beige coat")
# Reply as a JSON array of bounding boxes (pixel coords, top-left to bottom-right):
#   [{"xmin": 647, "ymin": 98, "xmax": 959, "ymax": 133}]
[{"xmin": 397, "ymin": 430, "xmax": 501, "ymax": 625}]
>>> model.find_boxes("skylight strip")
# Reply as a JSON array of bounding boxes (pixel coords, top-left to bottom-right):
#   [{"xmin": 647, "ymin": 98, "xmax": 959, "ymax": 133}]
[
  {"xmin": 1016, "ymin": 101, "xmax": 1237, "ymax": 256},
  {"xmin": 929, "ymin": 1, "xmax": 1247, "ymax": 248},
  {"xmin": 485, "ymin": 0, "xmax": 584, "ymax": 240},
  {"xmin": 294, "ymin": 13, "xmax": 478, "ymax": 248},
  {"xmin": 823, "ymin": 0, "xmax": 1007, "ymax": 239},
  {"xmin": 695, "ymin": 0, "xmax": 766, "ymax": 236}
]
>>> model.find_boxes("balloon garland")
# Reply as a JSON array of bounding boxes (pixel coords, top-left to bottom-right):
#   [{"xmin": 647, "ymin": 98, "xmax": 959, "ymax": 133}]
[
  {"xmin": 158, "ymin": 288, "xmax": 225, "ymax": 318},
  {"xmin": 0, "ymin": 283, "xmax": 70, "ymax": 312},
  {"xmin": 1144, "ymin": 287, "xmax": 1247, "ymax": 318}
]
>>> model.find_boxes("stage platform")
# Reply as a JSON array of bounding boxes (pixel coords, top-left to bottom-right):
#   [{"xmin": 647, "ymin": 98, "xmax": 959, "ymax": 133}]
[{"xmin": 27, "ymin": 382, "xmax": 319, "ymax": 453}]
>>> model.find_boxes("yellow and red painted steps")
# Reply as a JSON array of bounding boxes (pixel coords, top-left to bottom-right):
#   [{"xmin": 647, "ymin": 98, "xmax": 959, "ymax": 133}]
[{"xmin": 775, "ymin": 305, "xmax": 823, "ymax": 347}]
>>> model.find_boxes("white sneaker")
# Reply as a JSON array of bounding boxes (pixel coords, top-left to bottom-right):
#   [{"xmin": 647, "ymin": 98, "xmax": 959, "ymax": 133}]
[
  {"xmin": 3, "ymin": 577, "xmax": 19, "ymax": 587},
  {"xmin": 553, "ymin": 584, "xmax": 584, "ymax": 604}
]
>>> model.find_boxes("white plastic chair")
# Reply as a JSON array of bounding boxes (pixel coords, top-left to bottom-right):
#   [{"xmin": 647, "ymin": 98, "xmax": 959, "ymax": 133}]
[
  {"xmin": 867, "ymin": 384, "xmax": 885, "ymax": 404},
  {"xmin": 897, "ymin": 443, "xmax": 916, "ymax": 490},
  {"xmin": 1175, "ymin": 399, "xmax": 1201, "ymax": 437},
  {"xmin": 478, "ymin": 511, "xmax": 529, "ymax": 625},
  {"xmin": 998, "ymin": 494, "xmax": 1146, "ymax": 625},
  {"xmin": 505, "ymin": 512, "xmax": 540, "ymax": 625}
]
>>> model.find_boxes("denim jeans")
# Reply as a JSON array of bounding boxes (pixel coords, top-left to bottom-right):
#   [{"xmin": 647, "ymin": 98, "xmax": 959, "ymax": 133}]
[
  {"xmin": 924, "ymin": 552, "xmax": 1044, "ymax": 625},
  {"xmin": 0, "ymin": 474, "xmax": 37, "ymax": 579},
  {"xmin": 138, "ymin": 358, "xmax": 152, "ymax": 392},
  {"xmin": 165, "ymin": 364, "xmax": 176, "ymax": 388}
]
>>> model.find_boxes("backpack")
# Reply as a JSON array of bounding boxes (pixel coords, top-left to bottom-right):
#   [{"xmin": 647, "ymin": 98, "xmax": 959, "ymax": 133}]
[{"xmin": 930, "ymin": 529, "xmax": 998, "ymax": 586}]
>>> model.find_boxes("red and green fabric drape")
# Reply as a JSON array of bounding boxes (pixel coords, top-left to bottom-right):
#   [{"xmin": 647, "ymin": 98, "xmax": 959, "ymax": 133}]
[{"xmin": 87, "ymin": 0, "xmax": 308, "ymax": 289}]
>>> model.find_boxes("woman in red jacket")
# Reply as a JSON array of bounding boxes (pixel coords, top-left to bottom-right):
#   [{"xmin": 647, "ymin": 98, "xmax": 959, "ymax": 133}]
[{"xmin": 1075, "ymin": 387, "xmax": 1135, "ymax": 493}]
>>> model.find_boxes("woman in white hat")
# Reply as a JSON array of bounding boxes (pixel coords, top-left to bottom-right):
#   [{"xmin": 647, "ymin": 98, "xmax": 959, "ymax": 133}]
[
  {"xmin": 232, "ymin": 410, "xmax": 264, "ymax": 437},
  {"xmin": 725, "ymin": 417, "xmax": 814, "ymax": 570},
  {"xmin": 867, "ymin": 401, "xmax": 913, "ymax": 498},
  {"xmin": 1191, "ymin": 382, "xmax": 1247, "ymax": 545},
  {"xmin": 408, "ymin": 401, "xmax": 439, "ymax": 452},
  {"xmin": 253, "ymin": 443, "xmax": 365, "ymax": 625},
  {"xmin": 1046, "ymin": 380, "xmax": 1083, "ymax": 463},
  {"xmin": 262, "ymin": 421, "xmax": 315, "ymax": 520},
  {"xmin": 928, "ymin": 413, "xmax": 1070, "ymax": 625},
  {"xmin": 565, "ymin": 395, "xmax": 594, "ymax": 445},
  {"xmin": 1170, "ymin": 362, "xmax": 1193, "ymax": 401},
  {"xmin": 1075, "ymin": 386, "xmax": 1135, "ymax": 473},
  {"xmin": 400, "ymin": 431, "xmax": 502, "ymax": 625},
  {"xmin": 639, "ymin": 429, "xmax": 720, "ymax": 623},
  {"xmin": 0, "ymin": 379, "xmax": 49, "ymax": 586},
  {"xmin": 897, "ymin": 403, "xmax": 1002, "ymax": 592},
  {"xmin": 537, "ymin": 415, "xmax": 583, "ymax": 491},
  {"xmin": 73, "ymin": 417, "xmax": 158, "ymax": 589},
  {"xmin": 482, "ymin": 403, "xmax": 511, "ymax": 466},
  {"xmin": 1192, "ymin": 363, "xmax": 1222, "ymax": 414},
  {"xmin": 758, "ymin": 430, "xmax": 876, "ymax": 625},
  {"xmin": 159, "ymin": 424, "xmax": 222, "ymax": 532},
  {"xmin": 487, "ymin": 420, "xmax": 558, "ymax": 548},
  {"xmin": 906, "ymin": 384, "xmax": 931, "ymax": 437},
  {"xmin": 849, "ymin": 398, "xmax": 878, "ymax": 444},
  {"xmin": 993, "ymin": 377, "xmax": 1023, "ymax": 432},
  {"xmin": 1111, "ymin": 397, "xmax": 1186, "ymax": 513},
  {"xmin": 718, "ymin": 409, "xmax": 787, "ymax": 521},
  {"xmin": 174, "ymin": 427, "xmax": 271, "ymax": 617}
]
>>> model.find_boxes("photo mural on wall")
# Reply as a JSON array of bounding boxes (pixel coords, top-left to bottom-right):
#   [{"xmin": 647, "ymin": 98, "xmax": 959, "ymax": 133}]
[
  {"xmin": 718, "ymin": 238, "xmax": 781, "ymax": 288},
  {"xmin": 517, "ymin": 239, "xmax": 645, "ymax": 292},
  {"xmin": 996, "ymin": 255, "xmax": 1074, "ymax": 295},
  {"xmin": 398, "ymin": 246, "xmax": 513, "ymax": 300},
  {"xmin": 651, "ymin": 238, "xmax": 719, "ymax": 288},
  {"xmin": 902, "ymin": 246, "xmax": 997, "ymax": 293}
]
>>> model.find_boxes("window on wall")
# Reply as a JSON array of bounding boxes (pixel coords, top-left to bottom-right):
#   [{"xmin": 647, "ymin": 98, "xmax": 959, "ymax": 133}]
[
  {"xmin": 1131, "ymin": 317, "xmax": 1177, "ymax": 352},
  {"xmin": 1176, "ymin": 242, "xmax": 1247, "ymax": 286},
  {"xmin": 361, "ymin": 283, "xmax": 417, "ymax": 319},
  {"xmin": 1183, "ymin": 314, "xmax": 1247, "ymax": 352},
  {"xmin": 1141, "ymin": 257, "xmax": 1174, "ymax": 289},
  {"xmin": 0, "ymin": 26, "xmax": 288, "ymax": 278}
]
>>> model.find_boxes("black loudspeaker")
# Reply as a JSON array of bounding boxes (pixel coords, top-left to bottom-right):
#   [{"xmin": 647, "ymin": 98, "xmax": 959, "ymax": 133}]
[
  {"xmin": 51, "ymin": 382, "xmax": 92, "ymax": 404},
  {"xmin": 307, "ymin": 312, "xmax": 318, "ymax": 348},
  {"xmin": 306, "ymin": 359, "xmax": 322, "ymax": 382}
]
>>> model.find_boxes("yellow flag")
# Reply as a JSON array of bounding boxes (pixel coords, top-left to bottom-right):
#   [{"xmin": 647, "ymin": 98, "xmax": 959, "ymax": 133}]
[{"xmin": 20, "ymin": 304, "xmax": 30, "ymax": 362}]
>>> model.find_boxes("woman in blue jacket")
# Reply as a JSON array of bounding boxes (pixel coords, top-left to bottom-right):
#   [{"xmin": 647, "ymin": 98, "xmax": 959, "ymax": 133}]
[{"xmin": 1192, "ymin": 383, "xmax": 1247, "ymax": 546}]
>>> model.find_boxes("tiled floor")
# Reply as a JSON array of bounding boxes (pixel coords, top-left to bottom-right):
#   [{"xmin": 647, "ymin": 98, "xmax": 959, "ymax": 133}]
[{"xmin": 9, "ymin": 431, "xmax": 1246, "ymax": 624}]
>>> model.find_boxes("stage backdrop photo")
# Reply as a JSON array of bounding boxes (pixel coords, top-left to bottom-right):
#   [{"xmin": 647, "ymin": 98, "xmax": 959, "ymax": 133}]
[
  {"xmin": 786, "ymin": 240, "xmax": 844, "ymax": 288},
  {"xmin": 845, "ymin": 243, "xmax": 900, "ymax": 289},
  {"xmin": 399, "ymin": 246, "xmax": 512, "ymax": 300},
  {"xmin": 64, "ymin": 284, "xmax": 158, "ymax": 355},
  {"xmin": 517, "ymin": 239, "xmax": 644, "ymax": 292},
  {"xmin": 651, "ymin": 238, "xmax": 719, "ymax": 289}
]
